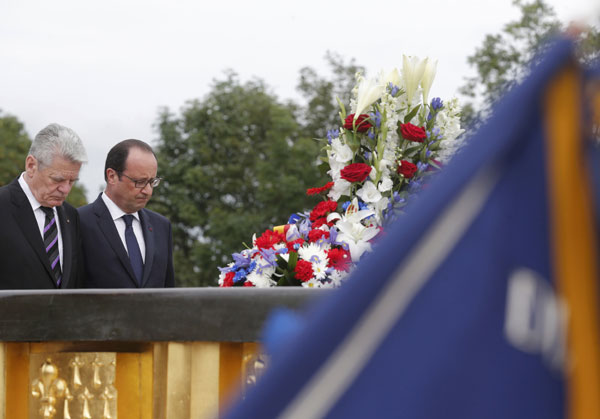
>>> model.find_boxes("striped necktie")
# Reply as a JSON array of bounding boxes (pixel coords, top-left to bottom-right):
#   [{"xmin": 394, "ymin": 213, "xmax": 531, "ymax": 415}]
[{"xmin": 40, "ymin": 206, "xmax": 62, "ymax": 286}]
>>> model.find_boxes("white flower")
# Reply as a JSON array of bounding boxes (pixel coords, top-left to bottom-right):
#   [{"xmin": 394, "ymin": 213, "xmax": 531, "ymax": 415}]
[
  {"xmin": 328, "ymin": 178, "xmax": 351, "ymax": 201},
  {"xmin": 354, "ymin": 76, "xmax": 385, "ymax": 116},
  {"xmin": 378, "ymin": 177, "xmax": 393, "ymax": 192},
  {"xmin": 402, "ymin": 55, "xmax": 427, "ymax": 105},
  {"xmin": 356, "ymin": 181, "xmax": 382, "ymax": 203},
  {"xmin": 335, "ymin": 209, "xmax": 380, "ymax": 262},
  {"xmin": 381, "ymin": 68, "xmax": 401, "ymax": 87},
  {"xmin": 330, "ymin": 137, "xmax": 353, "ymax": 163},
  {"xmin": 298, "ymin": 243, "xmax": 329, "ymax": 265},
  {"xmin": 421, "ymin": 58, "xmax": 437, "ymax": 105},
  {"xmin": 246, "ymin": 263, "xmax": 276, "ymax": 288}
]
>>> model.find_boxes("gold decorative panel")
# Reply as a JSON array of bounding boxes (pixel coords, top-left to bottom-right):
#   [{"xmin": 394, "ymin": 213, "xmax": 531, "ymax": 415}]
[{"xmin": 29, "ymin": 353, "xmax": 116, "ymax": 419}]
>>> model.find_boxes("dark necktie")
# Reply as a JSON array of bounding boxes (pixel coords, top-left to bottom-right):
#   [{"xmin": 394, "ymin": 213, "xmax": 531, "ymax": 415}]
[
  {"xmin": 40, "ymin": 206, "xmax": 62, "ymax": 286},
  {"xmin": 123, "ymin": 214, "xmax": 143, "ymax": 285}
]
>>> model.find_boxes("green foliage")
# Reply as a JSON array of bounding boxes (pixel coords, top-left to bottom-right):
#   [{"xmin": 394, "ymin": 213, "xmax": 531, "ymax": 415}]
[
  {"xmin": 459, "ymin": 0, "xmax": 599, "ymax": 127},
  {"xmin": 0, "ymin": 110, "xmax": 87, "ymax": 206},
  {"xmin": 296, "ymin": 51, "xmax": 365, "ymax": 139},
  {"xmin": 149, "ymin": 72, "xmax": 329, "ymax": 286},
  {"xmin": 0, "ymin": 110, "xmax": 31, "ymax": 186}
]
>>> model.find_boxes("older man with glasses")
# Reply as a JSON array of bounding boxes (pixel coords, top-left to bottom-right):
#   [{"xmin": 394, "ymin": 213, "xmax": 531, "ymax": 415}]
[{"xmin": 78, "ymin": 139, "xmax": 175, "ymax": 288}]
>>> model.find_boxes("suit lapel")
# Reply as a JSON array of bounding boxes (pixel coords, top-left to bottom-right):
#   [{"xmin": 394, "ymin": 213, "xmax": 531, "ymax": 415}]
[
  {"xmin": 8, "ymin": 180, "xmax": 56, "ymax": 286},
  {"xmin": 140, "ymin": 209, "xmax": 155, "ymax": 287},
  {"xmin": 56, "ymin": 206, "xmax": 72, "ymax": 289},
  {"xmin": 93, "ymin": 197, "xmax": 139, "ymax": 287}
]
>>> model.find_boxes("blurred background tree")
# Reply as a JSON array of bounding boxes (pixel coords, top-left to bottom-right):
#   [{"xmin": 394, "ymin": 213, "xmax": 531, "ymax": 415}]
[
  {"xmin": 149, "ymin": 72, "xmax": 332, "ymax": 286},
  {"xmin": 296, "ymin": 51, "xmax": 365, "ymax": 139},
  {"xmin": 0, "ymin": 110, "xmax": 87, "ymax": 207},
  {"xmin": 459, "ymin": 0, "xmax": 599, "ymax": 128}
]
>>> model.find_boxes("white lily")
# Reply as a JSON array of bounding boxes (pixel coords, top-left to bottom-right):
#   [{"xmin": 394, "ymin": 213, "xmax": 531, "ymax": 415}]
[
  {"xmin": 402, "ymin": 55, "xmax": 427, "ymax": 105},
  {"xmin": 382, "ymin": 68, "xmax": 401, "ymax": 88},
  {"xmin": 335, "ymin": 208, "xmax": 380, "ymax": 262},
  {"xmin": 421, "ymin": 58, "xmax": 437, "ymax": 105},
  {"xmin": 354, "ymin": 76, "xmax": 385, "ymax": 118}
]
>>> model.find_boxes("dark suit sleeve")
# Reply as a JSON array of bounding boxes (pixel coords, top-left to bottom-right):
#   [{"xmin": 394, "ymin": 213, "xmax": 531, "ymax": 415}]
[
  {"xmin": 73, "ymin": 209, "xmax": 86, "ymax": 288},
  {"xmin": 165, "ymin": 220, "xmax": 175, "ymax": 287}
]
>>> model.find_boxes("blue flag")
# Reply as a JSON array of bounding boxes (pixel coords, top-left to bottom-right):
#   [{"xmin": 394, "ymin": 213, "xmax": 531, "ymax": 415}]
[{"xmin": 225, "ymin": 38, "xmax": 600, "ymax": 419}]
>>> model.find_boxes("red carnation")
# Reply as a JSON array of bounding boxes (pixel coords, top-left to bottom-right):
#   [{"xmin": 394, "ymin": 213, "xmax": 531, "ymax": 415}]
[
  {"xmin": 397, "ymin": 160, "xmax": 418, "ymax": 178},
  {"xmin": 294, "ymin": 260, "xmax": 314, "ymax": 282},
  {"xmin": 311, "ymin": 217, "xmax": 328, "ymax": 229},
  {"xmin": 243, "ymin": 281, "xmax": 254, "ymax": 287},
  {"xmin": 344, "ymin": 114, "xmax": 372, "ymax": 132},
  {"xmin": 399, "ymin": 123, "xmax": 427, "ymax": 142},
  {"xmin": 310, "ymin": 200, "xmax": 338, "ymax": 221},
  {"xmin": 221, "ymin": 271, "xmax": 235, "ymax": 287},
  {"xmin": 307, "ymin": 181, "xmax": 335, "ymax": 196},
  {"xmin": 255, "ymin": 229, "xmax": 285, "ymax": 250},
  {"xmin": 286, "ymin": 238, "xmax": 305, "ymax": 253},
  {"xmin": 308, "ymin": 229, "xmax": 330, "ymax": 243},
  {"xmin": 326, "ymin": 248, "xmax": 352, "ymax": 271},
  {"xmin": 340, "ymin": 163, "xmax": 372, "ymax": 183}
]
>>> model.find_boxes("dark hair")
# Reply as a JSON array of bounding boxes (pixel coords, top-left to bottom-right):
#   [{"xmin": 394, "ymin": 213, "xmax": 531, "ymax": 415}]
[{"xmin": 104, "ymin": 139, "xmax": 155, "ymax": 181}]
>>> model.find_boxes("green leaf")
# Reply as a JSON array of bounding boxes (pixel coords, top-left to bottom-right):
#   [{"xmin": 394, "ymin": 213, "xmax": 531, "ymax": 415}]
[{"xmin": 403, "ymin": 105, "xmax": 421, "ymax": 124}]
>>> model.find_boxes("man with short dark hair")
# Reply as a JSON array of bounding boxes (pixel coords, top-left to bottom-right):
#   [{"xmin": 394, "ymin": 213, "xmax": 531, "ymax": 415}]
[
  {"xmin": 78, "ymin": 139, "xmax": 175, "ymax": 288},
  {"xmin": 0, "ymin": 123, "xmax": 88, "ymax": 289}
]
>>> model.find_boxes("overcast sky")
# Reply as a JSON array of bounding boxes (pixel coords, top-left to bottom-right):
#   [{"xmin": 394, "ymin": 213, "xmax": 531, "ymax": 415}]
[{"xmin": 1, "ymin": 0, "xmax": 597, "ymax": 201}]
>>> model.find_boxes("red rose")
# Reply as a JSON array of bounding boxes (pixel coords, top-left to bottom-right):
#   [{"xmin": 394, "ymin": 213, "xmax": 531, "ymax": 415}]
[
  {"xmin": 306, "ymin": 181, "xmax": 334, "ymax": 196},
  {"xmin": 397, "ymin": 160, "xmax": 418, "ymax": 178},
  {"xmin": 243, "ymin": 281, "xmax": 254, "ymax": 287},
  {"xmin": 344, "ymin": 114, "xmax": 372, "ymax": 132},
  {"xmin": 308, "ymin": 229, "xmax": 330, "ymax": 243},
  {"xmin": 294, "ymin": 260, "xmax": 314, "ymax": 282},
  {"xmin": 340, "ymin": 163, "xmax": 372, "ymax": 183},
  {"xmin": 310, "ymin": 200, "xmax": 338, "ymax": 221},
  {"xmin": 326, "ymin": 248, "xmax": 352, "ymax": 271},
  {"xmin": 255, "ymin": 229, "xmax": 285, "ymax": 250},
  {"xmin": 399, "ymin": 123, "xmax": 427, "ymax": 142},
  {"xmin": 221, "ymin": 271, "xmax": 235, "ymax": 287}
]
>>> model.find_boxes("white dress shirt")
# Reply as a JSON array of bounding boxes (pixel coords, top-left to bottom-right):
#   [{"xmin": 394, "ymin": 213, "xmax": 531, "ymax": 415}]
[
  {"xmin": 18, "ymin": 173, "xmax": 64, "ymax": 266},
  {"xmin": 101, "ymin": 192, "xmax": 146, "ymax": 262}
]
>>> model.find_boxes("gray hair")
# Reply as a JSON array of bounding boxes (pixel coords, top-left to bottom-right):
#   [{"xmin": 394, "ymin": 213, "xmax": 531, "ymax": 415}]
[{"xmin": 29, "ymin": 123, "xmax": 88, "ymax": 168}]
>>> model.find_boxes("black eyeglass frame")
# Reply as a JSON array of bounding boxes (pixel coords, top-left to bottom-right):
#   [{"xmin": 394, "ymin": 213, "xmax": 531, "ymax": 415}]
[{"xmin": 119, "ymin": 173, "xmax": 162, "ymax": 189}]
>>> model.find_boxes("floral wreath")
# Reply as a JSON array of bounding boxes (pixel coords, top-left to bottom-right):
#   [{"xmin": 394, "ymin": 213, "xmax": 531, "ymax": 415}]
[{"xmin": 219, "ymin": 56, "xmax": 464, "ymax": 288}]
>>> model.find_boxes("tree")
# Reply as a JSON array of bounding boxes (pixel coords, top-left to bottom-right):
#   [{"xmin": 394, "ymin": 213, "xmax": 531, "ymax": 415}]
[
  {"xmin": 459, "ymin": 0, "xmax": 599, "ymax": 127},
  {"xmin": 149, "ymin": 72, "xmax": 329, "ymax": 287},
  {"xmin": 296, "ymin": 51, "xmax": 366, "ymax": 139},
  {"xmin": 0, "ymin": 110, "xmax": 87, "ymax": 207}
]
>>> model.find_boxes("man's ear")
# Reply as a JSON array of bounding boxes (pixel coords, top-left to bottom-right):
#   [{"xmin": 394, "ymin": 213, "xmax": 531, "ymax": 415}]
[
  {"xmin": 25, "ymin": 155, "xmax": 37, "ymax": 177},
  {"xmin": 106, "ymin": 168, "xmax": 118, "ymax": 185}
]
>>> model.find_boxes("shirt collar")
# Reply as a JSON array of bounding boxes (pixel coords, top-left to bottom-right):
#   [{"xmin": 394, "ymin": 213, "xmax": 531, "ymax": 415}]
[
  {"xmin": 101, "ymin": 192, "xmax": 140, "ymax": 222},
  {"xmin": 18, "ymin": 172, "xmax": 47, "ymax": 212}
]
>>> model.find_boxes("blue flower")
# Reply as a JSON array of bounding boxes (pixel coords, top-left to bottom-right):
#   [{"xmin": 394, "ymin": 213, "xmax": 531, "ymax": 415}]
[
  {"xmin": 326, "ymin": 129, "xmax": 339, "ymax": 144},
  {"xmin": 431, "ymin": 97, "xmax": 444, "ymax": 111},
  {"xmin": 367, "ymin": 130, "xmax": 375, "ymax": 140},
  {"xmin": 364, "ymin": 151, "xmax": 372, "ymax": 160},
  {"xmin": 232, "ymin": 252, "xmax": 251, "ymax": 268},
  {"xmin": 417, "ymin": 162, "xmax": 429, "ymax": 172},
  {"xmin": 369, "ymin": 110, "xmax": 382, "ymax": 128},
  {"xmin": 287, "ymin": 213, "xmax": 301, "ymax": 224},
  {"xmin": 388, "ymin": 82, "xmax": 400, "ymax": 97}
]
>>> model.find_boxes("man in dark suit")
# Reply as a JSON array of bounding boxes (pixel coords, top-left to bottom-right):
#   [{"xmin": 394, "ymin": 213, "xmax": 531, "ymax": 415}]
[
  {"xmin": 0, "ymin": 123, "xmax": 88, "ymax": 289},
  {"xmin": 78, "ymin": 139, "xmax": 175, "ymax": 288}
]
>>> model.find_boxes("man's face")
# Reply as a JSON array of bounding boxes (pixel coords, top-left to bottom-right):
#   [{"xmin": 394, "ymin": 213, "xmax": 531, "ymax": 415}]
[
  {"xmin": 106, "ymin": 148, "xmax": 158, "ymax": 214},
  {"xmin": 25, "ymin": 154, "xmax": 82, "ymax": 207}
]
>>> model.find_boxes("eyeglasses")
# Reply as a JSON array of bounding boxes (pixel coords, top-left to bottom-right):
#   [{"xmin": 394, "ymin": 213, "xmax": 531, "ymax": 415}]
[{"xmin": 120, "ymin": 173, "xmax": 162, "ymax": 189}]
